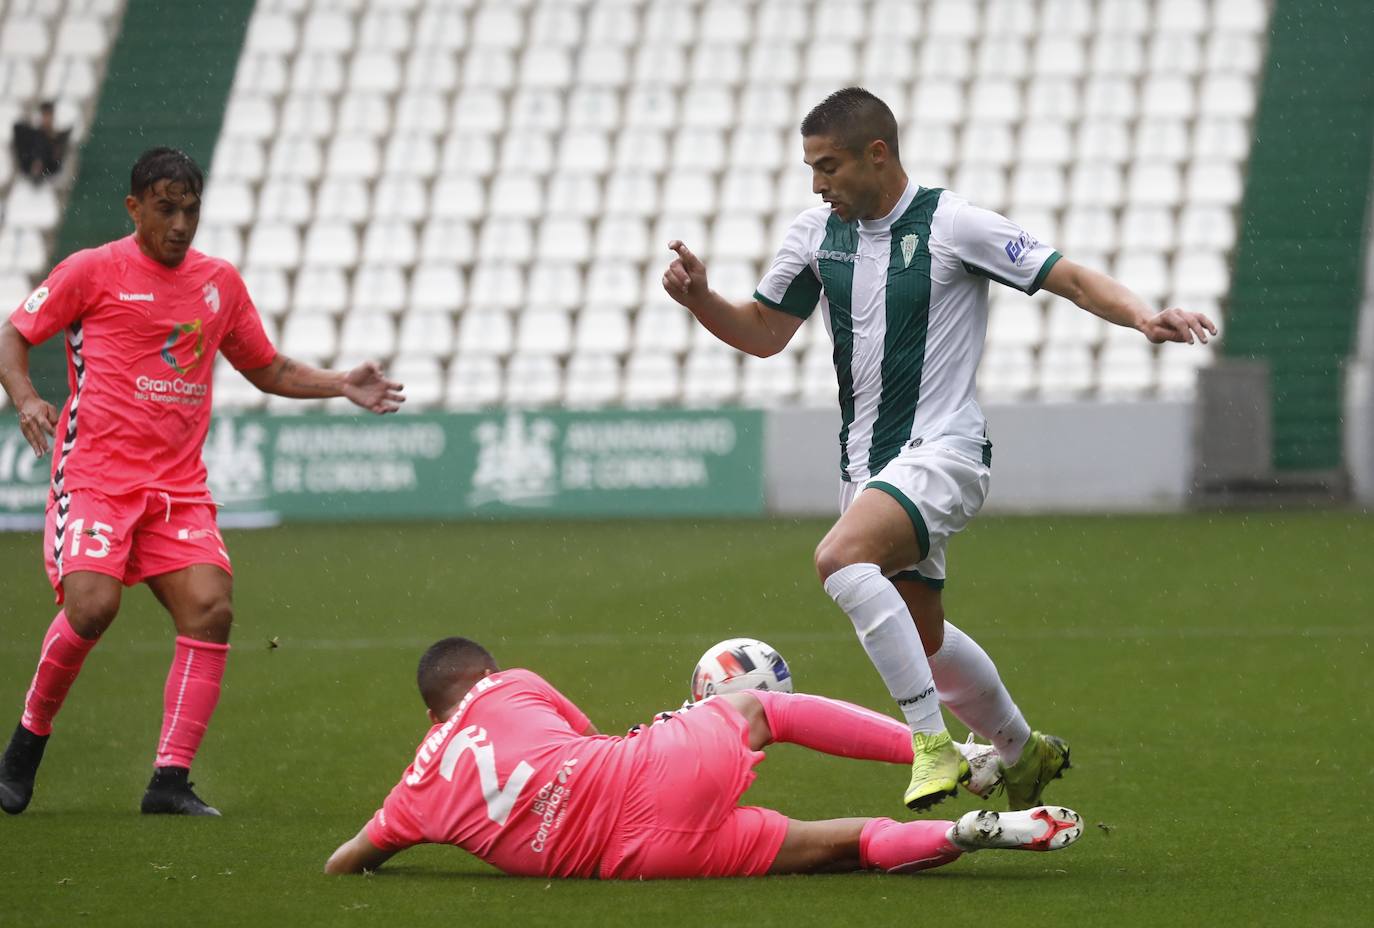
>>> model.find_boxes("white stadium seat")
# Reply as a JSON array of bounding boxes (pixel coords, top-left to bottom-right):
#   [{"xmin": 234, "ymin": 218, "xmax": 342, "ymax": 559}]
[
  {"xmin": 515, "ymin": 308, "xmax": 573, "ymax": 355},
  {"xmin": 339, "ymin": 312, "xmax": 397, "ymax": 359},
  {"xmin": 390, "ymin": 357, "xmax": 444, "ymax": 410},
  {"xmin": 445, "ymin": 355, "xmax": 503, "ymax": 409},
  {"xmin": 504, "ymin": 354, "xmax": 562, "ymax": 407},
  {"xmin": 398, "ymin": 310, "xmax": 457, "ymax": 359},
  {"xmin": 292, "ymin": 268, "xmax": 349, "ymax": 315}
]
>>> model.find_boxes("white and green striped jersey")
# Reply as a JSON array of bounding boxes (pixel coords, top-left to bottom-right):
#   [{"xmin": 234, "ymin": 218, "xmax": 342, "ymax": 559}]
[{"xmin": 755, "ymin": 181, "xmax": 1061, "ymax": 482}]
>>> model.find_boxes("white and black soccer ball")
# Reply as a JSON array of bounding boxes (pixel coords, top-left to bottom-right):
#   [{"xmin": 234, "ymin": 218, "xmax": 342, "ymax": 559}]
[{"xmin": 690, "ymin": 637, "xmax": 794, "ymax": 702}]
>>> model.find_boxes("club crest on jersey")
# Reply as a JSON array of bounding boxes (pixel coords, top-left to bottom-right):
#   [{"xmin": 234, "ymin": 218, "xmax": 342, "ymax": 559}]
[
  {"xmin": 161, "ymin": 319, "xmax": 205, "ymax": 375},
  {"xmin": 203, "ymin": 281, "xmax": 221, "ymax": 314},
  {"xmin": 23, "ymin": 286, "xmax": 49, "ymax": 314},
  {"xmin": 901, "ymin": 233, "xmax": 919, "ymax": 268}
]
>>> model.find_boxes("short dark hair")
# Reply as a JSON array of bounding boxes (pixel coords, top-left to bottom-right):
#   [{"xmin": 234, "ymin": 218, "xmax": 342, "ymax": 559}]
[
  {"xmin": 417, "ymin": 637, "xmax": 498, "ymax": 714},
  {"xmin": 38, "ymin": 101, "xmax": 55, "ymax": 115},
  {"xmin": 130, "ymin": 147, "xmax": 203, "ymax": 200},
  {"xmin": 800, "ymin": 87, "xmax": 901, "ymax": 162}
]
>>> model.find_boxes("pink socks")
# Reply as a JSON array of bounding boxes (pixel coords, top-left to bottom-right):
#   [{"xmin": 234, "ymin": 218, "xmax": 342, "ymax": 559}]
[
  {"xmin": 860, "ymin": 818, "xmax": 963, "ymax": 873},
  {"xmin": 155, "ymin": 637, "xmax": 230, "ymax": 769},
  {"xmin": 748, "ymin": 690, "xmax": 913, "ymax": 765},
  {"xmin": 21, "ymin": 611, "xmax": 98, "ymax": 736}
]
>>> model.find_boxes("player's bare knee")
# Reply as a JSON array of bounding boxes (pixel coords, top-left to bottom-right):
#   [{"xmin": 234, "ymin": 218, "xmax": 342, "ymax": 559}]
[
  {"xmin": 63, "ymin": 590, "xmax": 120, "ymax": 639},
  {"xmin": 814, "ymin": 539, "xmax": 862, "ymax": 583},
  {"xmin": 178, "ymin": 595, "xmax": 234, "ymax": 643}
]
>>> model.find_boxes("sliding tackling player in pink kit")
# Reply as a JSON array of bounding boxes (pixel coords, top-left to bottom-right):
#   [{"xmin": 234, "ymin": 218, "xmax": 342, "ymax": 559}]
[
  {"xmin": 327, "ymin": 638, "xmax": 1083, "ymax": 879},
  {"xmin": 0, "ymin": 148, "xmax": 404, "ymax": 816}
]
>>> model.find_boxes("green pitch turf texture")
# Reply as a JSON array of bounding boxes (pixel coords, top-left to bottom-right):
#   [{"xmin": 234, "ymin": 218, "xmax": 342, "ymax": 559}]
[{"xmin": 1, "ymin": 513, "xmax": 1370, "ymax": 927}]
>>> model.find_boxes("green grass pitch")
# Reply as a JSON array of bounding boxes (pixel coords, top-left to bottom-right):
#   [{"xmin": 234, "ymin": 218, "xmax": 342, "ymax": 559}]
[{"xmin": 1, "ymin": 513, "xmax": 1371, "ymax": 926}]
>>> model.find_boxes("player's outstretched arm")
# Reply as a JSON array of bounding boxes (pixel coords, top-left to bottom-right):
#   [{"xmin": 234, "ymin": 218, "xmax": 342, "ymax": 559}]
[
  {"xmin": 1040, "ymin": 257, "xmax": 1218, "ymax": 345},
  {"xmin": 661, "ymin": 241, "xmax": 804, "ymax": 358},
  {"xmin": 324, "ymin": 827, "xmax": 398, "ymax": 875},
  {"xmin": 0, "ymin": 320, "xmax": 59, "ymax": 457},
  {"xmin": 241, "ymin": 355, "xmax": 405, "ymax": 413}
]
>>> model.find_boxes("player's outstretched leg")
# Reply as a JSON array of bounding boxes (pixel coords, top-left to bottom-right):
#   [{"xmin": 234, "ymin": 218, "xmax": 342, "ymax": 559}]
[
  {"xmin": 949, "ymin": 806, "xmax": 1083, "ymax": 852},
  {"xmin": 999, "ymin": 732, "xmax": 1072, "ymax": 811}
]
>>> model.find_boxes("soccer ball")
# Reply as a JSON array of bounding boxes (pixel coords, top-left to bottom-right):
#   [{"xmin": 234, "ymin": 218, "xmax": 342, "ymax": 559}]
[{"xmin": 690, "ymin": 637, "xmax": 794, "ymax": 701}]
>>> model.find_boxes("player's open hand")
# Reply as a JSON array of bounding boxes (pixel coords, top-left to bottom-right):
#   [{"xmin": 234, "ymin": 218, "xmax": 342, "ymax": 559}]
[
  {"xmin": 17, "ymin": 396, "xmax": 58, "ymax": 457},
  {"xmin": 343, "ymin": 361, "xmax": 405, "ymax": 414},
  {"xmin": 1139, "ymin": 307, "xmax": 1218, "ymax": 345},
  {"xmin": 662, "ymin": 241, "xmax": 710, "ymax": 309}
]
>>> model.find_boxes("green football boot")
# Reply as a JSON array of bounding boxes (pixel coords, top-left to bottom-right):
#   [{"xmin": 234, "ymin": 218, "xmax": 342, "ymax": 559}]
[
  {"xmin": 1000, "ymin": 731, "xmax": 1071, "ymax": 811},
  {"xmin": 904, "ymin": 731, "xmax": 971, "ymax": 811}
]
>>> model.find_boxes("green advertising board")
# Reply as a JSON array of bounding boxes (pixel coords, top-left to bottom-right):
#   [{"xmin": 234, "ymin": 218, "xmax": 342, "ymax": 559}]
[{"xmin": 0, "ymin": 409, "xmax": 765, "ymax": 527}]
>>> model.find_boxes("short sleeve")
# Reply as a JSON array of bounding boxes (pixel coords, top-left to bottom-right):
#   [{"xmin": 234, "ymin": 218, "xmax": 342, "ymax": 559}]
[
  {"xmin": 950, "ymin": 203, "xmax": 1062, "ymax": 295},
  {"xmin": 365, "ymin": 781, "xmax": 424, "ymax": 853},
  {"xmin": 218, "ymin": 272, "xmax": 278, "ymax": 371},
  {"xmin": 9, "ymin": 251, "xmax": 95, "ymax": 345},
  {"xmin": 530, "ymin": 673, "xmax": 591, "ymax": 734},
  {"xmin": 754, "ymin": 211, "xmax": 824, "ymax": 320}
]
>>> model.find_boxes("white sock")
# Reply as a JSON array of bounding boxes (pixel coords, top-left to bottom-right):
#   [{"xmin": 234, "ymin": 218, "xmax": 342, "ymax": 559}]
[
  {"xmin": 824, "ymin": 563, "xmax": 945, "ymax": 735},
  {"xmin": 928, "ymin": 621, "xmax": 1031, "ymax": 765}
]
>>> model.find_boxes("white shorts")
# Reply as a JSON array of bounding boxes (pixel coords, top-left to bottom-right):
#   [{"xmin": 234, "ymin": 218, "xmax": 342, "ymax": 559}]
[{"xmin": 838, "ymin": 438, "xmax": 991, "ymax": 588}]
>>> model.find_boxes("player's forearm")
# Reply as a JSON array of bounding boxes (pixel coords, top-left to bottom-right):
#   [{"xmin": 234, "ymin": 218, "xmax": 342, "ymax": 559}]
[
  {"xmin": 1062, "ymin": 265, "xmax": 1152, "ymax": 332},
  {"xmin": 0, "ymin": 322, "xmax": 41, "ymax": 408},
  {"xmin": 324, "ymin": 830, "xmax": 396, "ymax": 875},
  {"xmin": 244, "ymin": 355, "xmax": 346, "ymax": 399},
  {"xmin": 686, "ymin": 292, "xmax": 789, "ymax": 358}
]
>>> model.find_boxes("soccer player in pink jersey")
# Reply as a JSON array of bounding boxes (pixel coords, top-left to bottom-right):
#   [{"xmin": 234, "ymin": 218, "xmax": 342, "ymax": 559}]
[
  {"xmin": 326, "ymin": 638, "xmax": 1082, "ymax": 880},
  {"xmin": 0, "ymin": 148, "xmax": 404, "ymax": 817}
]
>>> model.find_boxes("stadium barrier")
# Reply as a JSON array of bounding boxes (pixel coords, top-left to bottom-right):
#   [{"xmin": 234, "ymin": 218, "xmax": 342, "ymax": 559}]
[{"xmin": 0, "ymin": 409, "xmax": 765, "ymax": 529}]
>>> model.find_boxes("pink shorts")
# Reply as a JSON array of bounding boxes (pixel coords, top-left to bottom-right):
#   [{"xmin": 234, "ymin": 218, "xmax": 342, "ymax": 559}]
[
  {"xmin": 598, "ymin": 698, "xmax": 790, "ymax": 879},
  {"xmin": 43, "ymin": 488, "xmax": 232, "ymax": 601}
]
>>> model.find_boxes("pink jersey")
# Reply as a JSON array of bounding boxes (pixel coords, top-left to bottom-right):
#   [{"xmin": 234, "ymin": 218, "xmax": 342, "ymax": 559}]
[
  {"xmin": 366, "ymin": 669, "xmax": 635, "ymax": 878},
  {"xmin": 9, "ymin": 235, "xmax": 276, "ymax": 499}
]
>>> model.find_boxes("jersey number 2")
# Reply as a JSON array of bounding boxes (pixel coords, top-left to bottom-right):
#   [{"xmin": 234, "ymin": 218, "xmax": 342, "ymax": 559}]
[{"xmin": 438, "ymin": 725, "xmax": 535, "ymax": 826}]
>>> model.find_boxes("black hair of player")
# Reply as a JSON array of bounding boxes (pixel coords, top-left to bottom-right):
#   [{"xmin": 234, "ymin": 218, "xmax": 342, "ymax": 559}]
[
  {"xmin": 800, "ymin": 87, "xmax": 901, "ymax": 162},
  {"xmin": 129, "ymin": 147, "xmax": 204, "ymax": 200},
  {"xmin": 417, "ymin": 637, "xmax": 499, "ymax": 713}
]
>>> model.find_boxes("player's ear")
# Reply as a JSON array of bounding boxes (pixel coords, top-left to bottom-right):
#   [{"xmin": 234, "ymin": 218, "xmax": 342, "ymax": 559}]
[
  {"xmin": 124, "ymin": 194, "xmax": 140, "ymax": 225},
  {"xmin": 426, "ymin": 707, "xmax": 441, "ymax": 725}
]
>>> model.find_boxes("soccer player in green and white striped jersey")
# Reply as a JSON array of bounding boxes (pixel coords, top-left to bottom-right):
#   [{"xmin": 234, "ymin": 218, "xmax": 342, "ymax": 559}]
[{"xmin": 663, "ymin": 88, "xmax": 1215, "ymax": 813}]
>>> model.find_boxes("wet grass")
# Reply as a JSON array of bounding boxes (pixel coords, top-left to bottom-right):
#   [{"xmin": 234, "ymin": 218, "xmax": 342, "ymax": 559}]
[{"xmin": 1, "ymin": 512, "xmax": 1371, "ymax": 926}]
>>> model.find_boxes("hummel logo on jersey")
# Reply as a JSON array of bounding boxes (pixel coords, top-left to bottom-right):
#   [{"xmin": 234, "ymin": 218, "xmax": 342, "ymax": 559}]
[
  {"xmin": 901, "ymin": 233, "xmax": 919, "ymax": 268},
  {"xmin": 119, "ymin": 292, "xmax": 155, "ymax": 302},
  {"xmin": 816, "ymin": 249, "xmax": 858, "ymax": 263}
]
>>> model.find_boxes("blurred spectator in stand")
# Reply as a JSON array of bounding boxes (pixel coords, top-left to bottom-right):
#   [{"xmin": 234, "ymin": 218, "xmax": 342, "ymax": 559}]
[{"xmin": 12, "ymin": 102, "xmax": 70, "ymax": 183}]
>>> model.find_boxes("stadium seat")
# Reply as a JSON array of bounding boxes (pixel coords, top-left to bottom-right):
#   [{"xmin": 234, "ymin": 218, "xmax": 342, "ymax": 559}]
[
  {"xmin": 54, "ymin": 15, "xmax": 110, "ymax": 58},
  {"xmin": 397, "ymin": 309, "xmax": 457, "ymax": 359},
  {"xmin": 911, "ymin": 81, "xmax": 965, "ymax": 126},
  {"xmin": 394, "ymin": 91, "xmax": 447, "ymax": 137},
  {"xmin": 301, "ymin": 10, "xmax": 353, "ymax": 53},
  {"xmin": 1113, "ymin": 252, "xmax": 1170, "ymax": 303},
  {"xmin": 987, "ymin": 300, "xmax": 1045, "ymax": 348},
  {"xmin": 280, "ymin": 312, "xmax": 338, "ymax": 363},
  {"xmin": 291, "ymin": 267, "xmax": 349, "ymax": 315},
  {"xmin": 339, "ymin": 312, "xmax": 398, "ymax": 359},
  {"xmin": 445, "ymin": 355, "xmax": 504, "ymax": 409},
  {"xmin": 527, "ymin": 262, "xmax": 584, "ymax": 309},
  {"xmin": 632, "ymin": 304, "xmax": 690, "ymax": 354},
  {"xmin": 468, "ymin": 264, "xmax": 525, "ymax": 308},
  {"xmin": 1172, "ymin": 253, "xmax": 1230, "ymax": 301},
  {"xmin": 1059, "ymin": 207, "xmax": 1116, "ymax": 255},
  {"xmin": 563, "ymin": 354, "xmax": 621, "ymax": 408},
  {"xmin": 961, "ymin": 124, "xmax": 1015, "ymax": 168},
  {"xmin": 234, "ymin": 54, "xmax": 289, "ymax": 96},
  {"xmin": 1179, "ymin": 206, "xmax": 1236, "ymax": 250},
  {"xmin": 506, "ymin": 88, "xmax": 565, "ymax": 133},
  {"xmin": 594, "ymin": 216, "xmax": 649, "ymax": 264},
  {"xmin": 1185, "ymin": 161, "xmax": 1244, "ymax": 207},
  {"xmin": 242, "ymin": 268, "xmax": 289, "ymax": 318},
  {"xmin": 740, "ymin": 354, "xmax": 799, "ymax": 407},
  {"xmin": 1097, "ymin": 341, "xmax": 1156, "ymax": 399},
  {"xmin": 1090, "ymin": 34, "xmax": 1144, "ymax": 76},
  {"xmin": 361, "ymin": 221, "xmax": 419, "ymax": 268},
  {"xmin": 623, "ymin": 353, "xmax": 680, "ymax": 407},
  {"xmin": 458, "ymin": 310, "xmax": 514, "ymax": 357},
  {"xmin": 278, "ymin": 94, "xmax": 334, "ymax": 139},
  {"xmin": 431, "ymin": 176, "xmax": 488, "ymax": 222},
  {"xmin": 1134, "ymin": 119, "xmax": 1190, "ymax": 165},
  {"xmin": 414, "ymin": 6, "xmax": 468, "ymax": 51},
  {"xmin": 388, "ymin": 356, "xmax": 443, "ymax": 410},
  {"xmin": 978, "ymin": 345, "xmax": 1036, "ymax": 401},
  {"xmin": 351, "ymin": 266, "xmax": 407, "ymax": 314},
  {"xmin": 516, "ymin": 308, "xmax": 573, "ymax": 356},
  {"xmin": 246, "ymin": 223, "xmax": 301, "ymax": 270},
  {"xmin": 520, "ymin": 45, "xmax": 573, "ymax": 90},
  {"xmin": 1127, "ymin": 163, "xmax": 1182, "ymax": 208},
  {"xmin": 572, "ymin": 307, "xmax": 631, "ymax": 356},
  {"xmin": 478, "ymin": 218, "xmax": 534, "ymax": 264},
  {"xmin": 195, "ymin": 225, "xmax": 243, "ymax": 266},
  {"xmin": 370, "ymin": 177, "xmax": 428, "ymax": 223},
  {"xmin": 304, "ymin": 222, "xmax": 359, "ymax": 268},
  {"xmin": 268, "ymin": 137, "xmax": 322, "ymax": 182},
  {"xmin": 662, "ymin": 173, "xmax": 717, "ymax": 217},
  {"xmin": 530, "ymin": 2, "xmax": 583, "ymax": 47},
  {"xmin": 504, "ymin": 354, "xmax": 562, "ymax": 407},
  {"xmin": 452, "ymin": 89, "xmax": 506, "ymax": 134},
  {"xmin": 559, "ymin": 129, "xmax": 611, "ymax": 174},
  {"xmin": 1119, "ymin": 206, "xmax": 1176, "ymax": 251},
  {"xmin": 1019, "ymin": 123, "xmax": 1073, "ymax": 166},
  {"xmin": 1038, "ymin": 344, "xmax": 1094, "ymax": 400},
  {"xmin": 1215, "ymin": 0, "xmax": 1268, "ymax": 33},
  {"xmin": 1076, "ymin": 120, "xmax": 1131, "ymax": 165},
  {"xmin": 290, "ymin": 52, "xmax": 345, "ymax": 95},
  {"xmin": 1033, "ymin": 35, "xmax": 1086, "ymax": 78},
  {"xmin": 720, "ymin": 169, "xmax": 778, "ymax": 216},
  {"xmin": 358, "ymin": 8, "xmax": 412, "ymax": 52},
  {"xmin": 325, "ymin": 136, "xmax": 380, "ymax": 180},
  {"xmin": 1045, "ymin": 300, "xmax": 1105, "ymax": 347},
  {"xmin": 410, "ymin": 264, "xmax": 466, "ymax": 312},
  {"xmin": 535, "ymin": 217, "xmax": 592, "ymax": 265},
  {"xmin": 348, "ymin": 51, "xmax": 401, "ymax": 94},
  {"xmin": 0, "ymin": 18, "xmax": 49, "ymax": 60},
  {"xmin": 604, "ymin": 172, "xmax": 659, "ymax": 218},
  {"xmin": 577, "ymin": 43, "xmax": 628, "ymax": 88}
]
